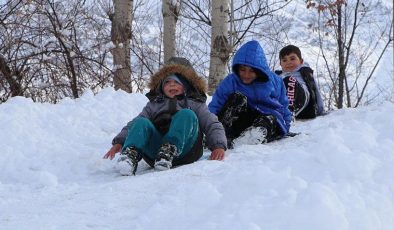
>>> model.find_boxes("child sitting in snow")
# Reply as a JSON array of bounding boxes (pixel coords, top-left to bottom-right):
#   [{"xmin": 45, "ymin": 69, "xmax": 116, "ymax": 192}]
[
  {"xmin": 208, "ymin": 40, "xmax": 292, "ymax": 149},
  {"xmin": 103, "ymin": 57, "xmax": 227, "ymax": 175},
  {"xmin": 275, "ymin": 45, "xmax": 325, "ymax": 119}
]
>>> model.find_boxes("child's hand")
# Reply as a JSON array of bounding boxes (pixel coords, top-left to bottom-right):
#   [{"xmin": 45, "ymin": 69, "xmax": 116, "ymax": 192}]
[
  {"xmin": 209, "ymin": 148, "xmax": 225, "ymax": 161},
  {"xmin": 103, "ymin": 144, "xmax": 122, "ymax": 160}
]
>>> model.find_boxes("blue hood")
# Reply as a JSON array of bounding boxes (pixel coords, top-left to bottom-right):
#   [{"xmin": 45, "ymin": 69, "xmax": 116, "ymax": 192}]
[{"xmin": 232, "ymin": 40, "xmax": 271, "ymax": 80}]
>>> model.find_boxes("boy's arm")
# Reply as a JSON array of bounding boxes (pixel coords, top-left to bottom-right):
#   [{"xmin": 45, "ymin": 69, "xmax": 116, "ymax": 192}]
[
  {"xmin": 208, "ymin": 76, "xmax": 232, "ymax": 114},
  {"xmin": 194, "ymin": 102, "xmax": 227, "ymax": 152},
  {"xmin": 111, "ymin": 121, "xmax": 132, "ymax": 146},
  {"xmin": 194, "ymin": 102, "xmax": 226, "ymax": 160},
  {"xmin": 299, "ymin": 67, "xmax": 325, "ymax": 114},
  {"xmin": 105, "ymin": 102, "xmax": 154, "ymax": 160}
]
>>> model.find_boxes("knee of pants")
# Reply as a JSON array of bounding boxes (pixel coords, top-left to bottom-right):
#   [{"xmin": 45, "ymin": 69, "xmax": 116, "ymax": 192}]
[
  {"xmin": 230, "ymin": 92, "xmax": 247, "ymax": 100},
  {"xmin": 170, "ymin": 109, "xmax": 199, "ymax": 136},
  {"xmin": 129, "ymin": 117, "xmax": 154, "ymax": 129},
  {"xmin": 123, "ymin": 117, "xmax": 159, "ymax": 152},
  {"xmin": 167, "ymin": 109, "xmax": 199, "ymax": 155},
  {"xmin": 219, "ymin": 93, "xmax": 248, "ymax": 115},
  {"xmin": 227, "ymin": 92, "xmax": 247, "ymax": 105},
  {"xmin": 174, "ymin": 108, "xmax": 197, "ymax": 118},
  {"xmin": 171, "ymin": 109, "xmax": 198, "ymax": 125}
]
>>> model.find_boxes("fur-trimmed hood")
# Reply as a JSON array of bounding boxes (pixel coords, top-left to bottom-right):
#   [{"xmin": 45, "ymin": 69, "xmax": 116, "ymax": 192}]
[{"xmin": 146, "ymin": 62, "xmax": 207, "ymax": 102}]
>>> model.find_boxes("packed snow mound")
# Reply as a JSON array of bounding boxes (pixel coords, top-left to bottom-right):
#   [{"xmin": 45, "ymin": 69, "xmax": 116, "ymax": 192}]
[{"xmin": 1, "ymin": 88, "xmax": 393, "ymax": 230}]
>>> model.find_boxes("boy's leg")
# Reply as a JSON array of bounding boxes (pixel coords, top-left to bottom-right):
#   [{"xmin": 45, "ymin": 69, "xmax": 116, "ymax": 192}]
[
  {"xmin": 217, "ymin": 92, "xmax": 249, "ymax": 147},
  {"xmin": 297, "ymin": 74, "xmax": 318, "ymax": 119},
  {"xmin": 162, "ymin": 109, "xmax": 199, "ymax": 158},
  {"xmin": 117, "ymin": 117, "xmax": 162, "ymax": 175},
  {"xmin": 122, "ymin": 117, "xmax": 163, "ymax": 161},
  {"xmin": 155, "ymin": 109, "xmax": 199, "ymax": 170},
  {"xmin": 235, "ymin": 114, "xmax": 281, "ymax": 146},
  {"xmin": 172, "ymin": 131, "xmax": 204, "ymax": 166},
  {"xmin": 252, "ymin": 115, "xmax": 282, "ymax": 142}
]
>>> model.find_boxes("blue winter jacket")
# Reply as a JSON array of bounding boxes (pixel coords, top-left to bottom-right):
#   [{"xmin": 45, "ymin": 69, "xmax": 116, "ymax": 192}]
[{"xmin": 208, "ymin": 40, "xmax": 292, "ymax": 135}]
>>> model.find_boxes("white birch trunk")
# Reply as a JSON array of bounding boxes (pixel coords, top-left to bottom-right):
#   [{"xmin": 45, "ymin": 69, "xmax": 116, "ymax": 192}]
[
  {"xmin": 208, "ymin": 0, "xmax": 230, "ymax": 95},
  {"xmin": 162, "ymin": 0, "xmax": 180, "ymax": 64},
  {"xmin": 111, "ymin": 0, "xmax": 133, "ymax": 92}
]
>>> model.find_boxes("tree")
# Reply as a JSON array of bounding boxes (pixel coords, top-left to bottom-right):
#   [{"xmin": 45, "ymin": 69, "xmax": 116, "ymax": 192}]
[
  {"xmin": 0, "ymin": 0, "xmax": 113, "ymax": 103},
  {"xmin": 181, "ymin": 0, "xmax": 292, "ymax": 90},
  {"xmin": 111, "ymin": 0, "xmax": 133, "ymax": 92},
  {"xmin": 162, "ymin": 0, "xmax": 180, "ymax": 63},
  {"xmin": 208, "ymin": 0, "xmax": 230, "ymax": 94},
  {"xmin": 306, "ymin": 0, "xmax": 393, "ymax": 108},
  {"xmin": 0, "ymin": 53, "xmax": 22, "ymax": 98}
]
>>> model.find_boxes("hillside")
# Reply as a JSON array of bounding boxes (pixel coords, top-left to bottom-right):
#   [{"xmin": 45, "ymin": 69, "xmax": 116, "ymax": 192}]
[{"xmin": 1, "ymin": 89, "xmax": 393, "ymax": 230}]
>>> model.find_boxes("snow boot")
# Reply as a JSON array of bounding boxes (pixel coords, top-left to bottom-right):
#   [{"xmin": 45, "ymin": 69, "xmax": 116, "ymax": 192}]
[
  {"xmin": 117, "ymin": 146, "xmax": 141, "ymax": 176},
  {"xmin": 252, "ymin": 115, "xmax": 278, "ymax": 142},
  {"xmin": 234, "ymin": 126, "xmax": 268, "ymax": 146},
  {"xmin": 154, "ymin": 143, "xmax": 178, "ymax": 171}
]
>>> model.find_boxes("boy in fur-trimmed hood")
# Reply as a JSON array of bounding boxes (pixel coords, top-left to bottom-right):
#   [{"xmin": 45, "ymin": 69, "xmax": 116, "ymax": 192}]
[{"xmin": 104, "ymin": 57, "xmax": 227, "ymax": 175}]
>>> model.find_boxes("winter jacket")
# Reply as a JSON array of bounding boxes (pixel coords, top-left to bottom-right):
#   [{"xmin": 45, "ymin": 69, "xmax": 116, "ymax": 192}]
[
  {"xmin": 208, "ymin": 40, "xmax": 292, "ymax": 134},
  {"xmin": 112, "ymin": 61, "xmax": 227, "ymax": 152},
  {"xmin": 278, "ymin": 63, "xmax": 324, "ymax": 116}
]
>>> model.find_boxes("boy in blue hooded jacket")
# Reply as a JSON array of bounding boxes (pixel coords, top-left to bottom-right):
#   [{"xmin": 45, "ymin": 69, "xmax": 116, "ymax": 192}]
[{"xmin": 208, "ymin": 40, "xmax": 292, "ymax": 148}]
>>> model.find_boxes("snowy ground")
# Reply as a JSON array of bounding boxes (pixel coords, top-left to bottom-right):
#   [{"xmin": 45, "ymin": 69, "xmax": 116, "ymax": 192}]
[{"xmin": 1, "ymin": 88, "xmax": 393, "ymax": 230}]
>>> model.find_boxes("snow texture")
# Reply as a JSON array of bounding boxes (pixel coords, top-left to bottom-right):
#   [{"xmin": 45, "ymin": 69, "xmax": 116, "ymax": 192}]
[{"xmin": 1, "ymin": 88, "xmax": 393, "ymax": 230}]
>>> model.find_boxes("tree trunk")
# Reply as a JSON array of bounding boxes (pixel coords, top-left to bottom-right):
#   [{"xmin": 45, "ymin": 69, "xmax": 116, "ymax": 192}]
[
  {"xmin": 336, "ymin": 4, "xmax": 345, "ymax": 109},
  {"xmin": 162, "ymin": 0, "xmax": 180, "ymax": 64},
  {"xmin": 208, "ymin": 0, "xmax": 230, "ymax": 95},
  {"xmin": 0, "ymin": 54, "xmax": 23, "ymax": 97},
  {"xmin": 111, "ymin": 0, "xmax": 133, "ymax": 93}
]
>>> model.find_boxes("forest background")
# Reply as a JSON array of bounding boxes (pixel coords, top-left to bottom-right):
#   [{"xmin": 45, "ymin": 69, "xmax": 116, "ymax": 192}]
[{"xmin": 0, "ymin": 0, "xmax": 393, "ymax": 110}]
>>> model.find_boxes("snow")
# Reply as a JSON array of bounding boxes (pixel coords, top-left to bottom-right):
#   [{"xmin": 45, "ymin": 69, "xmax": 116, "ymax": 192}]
[{"xmin": 1, "ymin": 88, "xmax": 394, "ymax": 230}]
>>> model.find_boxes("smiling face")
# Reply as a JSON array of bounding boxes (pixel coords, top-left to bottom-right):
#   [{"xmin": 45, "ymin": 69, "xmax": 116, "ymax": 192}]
[
  {"xmin": 280, "ymin": 52, "xmax": 303, "ymax": 72},
  {"xmin": 238, "ymin": 65, "xmax": 257, "ymax": 84},
  {"xmin": 163, "ymin": 79, "xmax": 185, "ymax": 98}
]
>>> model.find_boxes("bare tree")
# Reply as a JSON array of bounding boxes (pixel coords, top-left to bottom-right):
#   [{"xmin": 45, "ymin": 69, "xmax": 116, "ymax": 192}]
[
  {"xmin": 4, "ymin": 0, "xmax": 390, "ymax": 108},
  {"xmin": 0, "ymin": 54, "xmax": 23, "ymax": 98},
  {"xmin": 0, "ymin": 0, "xmax": 36, "ymax": 100},
  {"xmin": 181, "ymin": 0, "xmax": 292, "ymax": 83},
  {"xmin": 111, "ymin": 0, "xmax": 133, "ymax": 92},
  {"xmin": 162, "ymin": 0, "xmax": 181, "ymax": 63},
  {"xmin": 129, "ymin": 0, "xmax": 163, "ymax": 92},
  {"xmin": 1, "ymin": 0, "xmax": 113, "ymax": 103},
  {"xmin": 306, "ymin": 0, "xmax": 393, "ymax": 109},
  {"xmin": 208, "ymin": 0, "xmax": 230, "ymax": 94}
]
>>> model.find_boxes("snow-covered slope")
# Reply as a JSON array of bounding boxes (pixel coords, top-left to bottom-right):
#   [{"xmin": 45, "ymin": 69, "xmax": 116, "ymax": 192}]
[{"xmin": 1, "ymin": 88, "xmax": 393, "ymax": 230}]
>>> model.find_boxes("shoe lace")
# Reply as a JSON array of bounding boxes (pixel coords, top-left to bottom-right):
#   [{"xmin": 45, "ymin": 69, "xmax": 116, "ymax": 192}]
[{"xmin": 157, "ymin": 143, "xmax": 177, "ymax": 161}]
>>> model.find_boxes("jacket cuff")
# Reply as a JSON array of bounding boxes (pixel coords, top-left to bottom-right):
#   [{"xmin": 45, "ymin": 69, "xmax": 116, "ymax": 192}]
[
  {"xmin": 210, "ymin": 143, "xmax": 227, "ymax": 151},
  {"xmin": 111, "ymin": 137, "xmax": 124, "ymax": 146}
]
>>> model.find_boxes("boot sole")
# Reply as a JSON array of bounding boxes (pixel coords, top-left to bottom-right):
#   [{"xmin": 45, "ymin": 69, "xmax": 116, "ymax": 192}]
[{"xmin": 154, "ymin": 161, "xmax": 172, "ymax": 171}]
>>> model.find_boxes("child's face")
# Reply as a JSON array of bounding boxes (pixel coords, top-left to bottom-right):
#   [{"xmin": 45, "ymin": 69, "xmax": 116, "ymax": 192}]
[
  {"xmin": 280, "ymin": 53, "xmax": 303, "ymax": 72},
  {"xmin": 163, "ymin": 79, "xmax": 185, "ymax": 98},
  {"xmin": 238, "ymin": 65, "xmax": 257, "ymax": 84}
]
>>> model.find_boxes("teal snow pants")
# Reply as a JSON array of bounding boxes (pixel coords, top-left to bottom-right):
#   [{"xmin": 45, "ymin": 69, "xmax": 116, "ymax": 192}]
[{"xmin": 122, "ymin": 109, "xmax": 201, "ymax": 166}]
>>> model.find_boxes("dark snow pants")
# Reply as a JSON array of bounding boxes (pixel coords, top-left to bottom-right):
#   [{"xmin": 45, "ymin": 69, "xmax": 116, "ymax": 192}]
[{"xmin": 217, "ymin": 92, "xmax": 282, "ymax": 147}]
